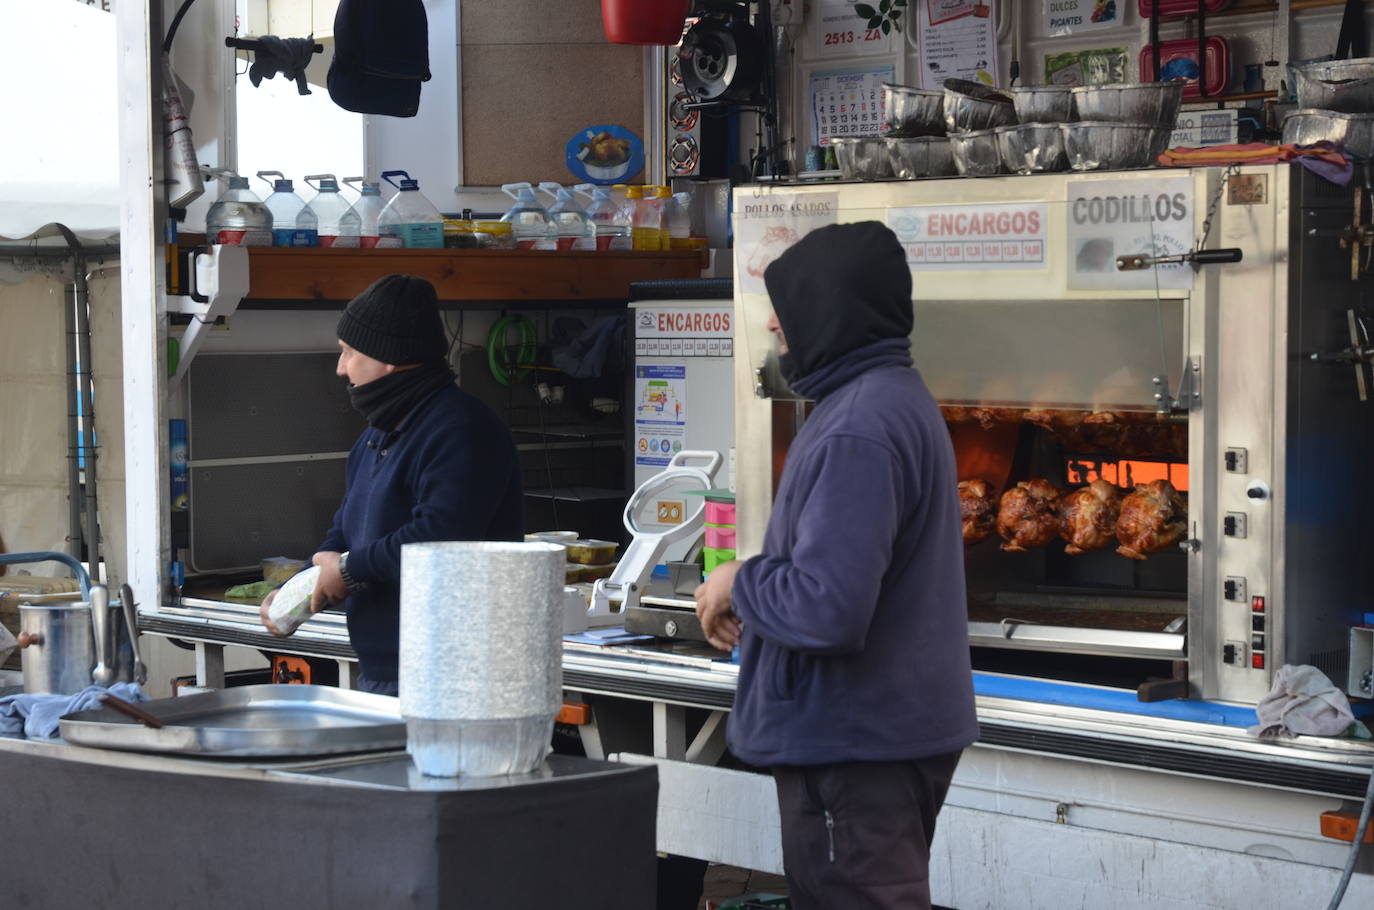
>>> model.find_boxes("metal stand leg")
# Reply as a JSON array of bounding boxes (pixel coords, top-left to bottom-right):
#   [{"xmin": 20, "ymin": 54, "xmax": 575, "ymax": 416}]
[
  {"xmin": 195, "ymin": 642, "xmax": 225, "ymax": 689},
  {"xmin": 685, "ymin": 710, "xmax": 728, "ymax": 765},
  {"xmin": 654, "ymin": 702, "xmax": 687, "ymax": 760},
  {"xmin": 336, "ymin": 660, "xmax": 357, "ymax": 690},
  {"xmin": 579, "ymin": 713, "xmax": 607, "ymax": 761}
]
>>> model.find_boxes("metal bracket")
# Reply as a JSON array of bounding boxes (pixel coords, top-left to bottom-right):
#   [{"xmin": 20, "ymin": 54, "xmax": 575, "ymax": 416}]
[
  {"xmin": 1308, "ymin": 308, "xmax": 1374, "ymax": 401},
  {"xmin": 168, "ymin": 244, "xmax": 249, "ymax": 383},
  {"xmin": 1172, "ymin": 356, "xmax": 1202, "ymax": 411}
]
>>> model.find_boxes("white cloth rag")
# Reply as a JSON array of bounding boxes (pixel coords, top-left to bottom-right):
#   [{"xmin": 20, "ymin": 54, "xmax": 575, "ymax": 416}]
[{"xmin": 1250, "ymin": 664, "xmax": 1357, "ymax": 739}]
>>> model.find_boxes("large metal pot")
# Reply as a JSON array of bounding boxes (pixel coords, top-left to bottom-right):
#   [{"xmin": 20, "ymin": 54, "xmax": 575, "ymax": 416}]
[{"xmin": 16, "ymin": 584, "xmax": 126, "ymax": 694}]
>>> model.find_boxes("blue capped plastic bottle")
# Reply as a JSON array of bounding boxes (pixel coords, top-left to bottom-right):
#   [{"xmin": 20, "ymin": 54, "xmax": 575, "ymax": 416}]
[
  {"xmin": 256, "ymin": 171, "xmax": 318, "ymax": 247},
  {"xmin": 303, "ymin": 174, "xmax": 362, "ymax": 248},
  {"xmin": 377, "ymin": 170, "xmax": 445, "ymax": 249}
]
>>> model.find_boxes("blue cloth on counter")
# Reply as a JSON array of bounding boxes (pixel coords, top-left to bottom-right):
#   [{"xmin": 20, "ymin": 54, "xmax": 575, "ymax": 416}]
[{"xmin": 0, "ymin": 682, "xmax": 148, "ymax": 739}]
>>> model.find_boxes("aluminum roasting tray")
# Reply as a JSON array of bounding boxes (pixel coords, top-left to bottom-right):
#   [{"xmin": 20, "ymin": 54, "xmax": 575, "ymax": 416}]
[{"xmin": 58, "ymin": 684, "xmax": 406, "ymax": 757}]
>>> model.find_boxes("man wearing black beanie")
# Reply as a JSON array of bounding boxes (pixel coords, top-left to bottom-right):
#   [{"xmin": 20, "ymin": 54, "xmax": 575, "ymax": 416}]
[{"xmin": 260, "ymin": 274, "xmax": 523, "ymax": 695}]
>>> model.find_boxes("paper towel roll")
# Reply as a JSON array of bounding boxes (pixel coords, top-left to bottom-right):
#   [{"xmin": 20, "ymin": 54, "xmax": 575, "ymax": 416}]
[{"xmin": 399, "ymin": 541, "xmax": 564, "ymax": 722}]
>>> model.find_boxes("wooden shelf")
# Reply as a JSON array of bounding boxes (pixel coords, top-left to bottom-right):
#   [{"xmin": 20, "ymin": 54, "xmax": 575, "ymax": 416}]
[{"xmin": 175, "ymin": 244, "xmax": 710, "ymax": 307}]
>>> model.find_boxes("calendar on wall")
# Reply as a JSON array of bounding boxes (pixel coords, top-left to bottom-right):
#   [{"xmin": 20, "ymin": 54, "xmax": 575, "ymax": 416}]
[{"xmin": 809, "ymin": 65, "xmax": 894, "ymax": 146}]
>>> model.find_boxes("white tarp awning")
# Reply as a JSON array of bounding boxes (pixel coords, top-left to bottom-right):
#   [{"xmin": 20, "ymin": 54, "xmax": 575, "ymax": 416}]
[{"xmin": 0, "ymin": 0, "xmax": 120, "ymax": 241}]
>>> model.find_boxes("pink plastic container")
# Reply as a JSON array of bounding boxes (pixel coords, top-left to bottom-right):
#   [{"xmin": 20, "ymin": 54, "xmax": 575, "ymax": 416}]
[
  {"xmin": 705, "ymin": 526, "xmax": 737, "ymax": 549},
  {"xmin": 704, "ymin": 500, "xmax": 736, "ymax": 526},
  {"xmin": 1139, "ymin": 37, "xmax": 1230, "ymax": 99}
]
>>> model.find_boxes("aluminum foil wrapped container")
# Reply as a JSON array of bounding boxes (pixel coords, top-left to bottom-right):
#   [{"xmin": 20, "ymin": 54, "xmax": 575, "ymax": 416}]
[
  {"xmin": 995, "ymin": 123, "xmax": 1068, "ymax": 174},
  {"xmin": 832, "ymin": 137, "xmax": 892, "ymax": 180},
  {"xmin": 1283, "ymin": 109, "xmax": 1374, "ymax": 159},
  {"xmin": 1008, "ymin": 86, "xmax": 1074, "ymax": 124},
  {"xmin": 1070, "ymin": 82, "xmax": 1183, "ymax": 127},
  {"xmin": 885, "ymin": 136, "xmax": 956, "ymax": 179},
  {"xmin": 1060, "ymin": 121, "xmax": 1166, "ymax": 171},
  {"xmin": 1293, "ymin": 58, "xmax": 1374, "ymax": 113},
  {"xmin": 400, "ymin": 541, "xmax": 565, "ymax": 777},
  {"xmin": 943, "ymin": 79, "xmax": 1016, "ymax": 133},
  {"xmin": 949, "ymin": 128, "xmax": 1005, "ymax": 177},
  {"xmin": 883, "ymin": 82, "xmax": 946, "ymax": 137}
]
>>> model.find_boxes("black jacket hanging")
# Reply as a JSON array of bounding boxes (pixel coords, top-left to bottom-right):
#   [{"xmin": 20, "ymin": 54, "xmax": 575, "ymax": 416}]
[{"xmin": 327, "ymin": 0, "xmax": 431, "ymax": 118}]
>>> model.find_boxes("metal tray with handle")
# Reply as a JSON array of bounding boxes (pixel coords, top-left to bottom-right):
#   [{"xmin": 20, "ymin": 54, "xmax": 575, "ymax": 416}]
[{"xmin": 58, "ymin": 684, "xmax": 405, "ymax": 757}]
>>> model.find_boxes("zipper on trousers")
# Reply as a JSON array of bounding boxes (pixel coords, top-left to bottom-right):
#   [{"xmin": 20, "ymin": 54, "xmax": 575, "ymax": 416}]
[{"xmin": 824, "ymin": 809, "xmax": 836, "ymax": 862}]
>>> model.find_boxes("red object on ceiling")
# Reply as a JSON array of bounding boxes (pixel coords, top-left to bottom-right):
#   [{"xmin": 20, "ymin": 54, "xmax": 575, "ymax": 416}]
[{"xmin": 602, "ymin": 0, "xmax": 691, "ymax": 45}]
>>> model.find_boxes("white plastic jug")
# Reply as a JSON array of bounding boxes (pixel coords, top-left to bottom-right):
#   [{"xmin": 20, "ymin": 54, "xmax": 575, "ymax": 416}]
[
  {"xmin": 378, "ymin": 170, "xmax": 444, "ymax": 249},
  {"xmin": 256, "ymin": 171, "xmax": 318, "ymax": 247},
  {"xmin": 343, "ymin": 176, "xmax": 401, "ymax": 249},
  {"xmin": 304, "ymin": 174, "xmax": 362, "ymax": 248}
]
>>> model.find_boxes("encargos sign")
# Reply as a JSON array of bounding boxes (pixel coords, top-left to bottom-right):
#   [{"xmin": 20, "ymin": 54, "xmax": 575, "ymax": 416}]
[{"xmin": 887, "ymin": 202, "xmax": 1050, "ymax": 270}]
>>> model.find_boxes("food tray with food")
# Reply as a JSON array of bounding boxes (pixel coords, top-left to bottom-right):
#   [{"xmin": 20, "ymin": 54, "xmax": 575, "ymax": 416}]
[{"xmin": 565, "ymin": 539, "xmax": 619, "ymax": 565}]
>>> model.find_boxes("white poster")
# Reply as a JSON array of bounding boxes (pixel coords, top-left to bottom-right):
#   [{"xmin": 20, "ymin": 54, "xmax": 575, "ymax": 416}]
[
  {"xmin": 634, "ymin": 364, "xmax": 688, "ymax": 468},
  {"xmin": 810, "ymin": 67, "xmax": 893, "ymax": 145},
  {"xmin": 887, "ymin": 202, "xmax": 1048, "ymax": 270},
  {"xmin": 916, "ymin": 0, "xmax": 999, "ymax": 89},
  {"xmin": 734, "ymin": 192, "xmax": 839, "ymax": 295},
  {"xmin": 814, "ymin": 0, "xmax": 897, "ymax": 58},
  {"xmin": 1066, "ymin": 176, "xmax": 1196, "ymax": 291},
  {"xmin": 1045, "ymin": 0, "xmax": 1119, "ymax": 37}
]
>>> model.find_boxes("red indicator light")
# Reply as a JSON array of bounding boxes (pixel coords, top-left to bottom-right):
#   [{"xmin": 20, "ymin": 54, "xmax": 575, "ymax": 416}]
[
  {"xmin": 1251, "ymin": 595, "xmax": 1265, "ymax": 612},
  {"xmin": 1252, "ymin": 653, "xmax": 1265, "ymax": 669}
]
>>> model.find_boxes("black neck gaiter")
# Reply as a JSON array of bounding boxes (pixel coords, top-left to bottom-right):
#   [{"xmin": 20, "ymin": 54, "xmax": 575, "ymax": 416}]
[{"xmin": 348, "ymin": 361, "xmax": 455, "ymax": 431}]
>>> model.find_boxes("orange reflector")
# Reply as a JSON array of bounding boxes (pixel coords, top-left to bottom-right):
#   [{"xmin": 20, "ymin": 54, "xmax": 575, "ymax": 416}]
[
  {"xmin": 557, "ymin": 701, "xmax": 591, "ymax": 726},
  {"xmin": 1320, "ymin": 809, "xmax": 1374, "ymax": 843}
]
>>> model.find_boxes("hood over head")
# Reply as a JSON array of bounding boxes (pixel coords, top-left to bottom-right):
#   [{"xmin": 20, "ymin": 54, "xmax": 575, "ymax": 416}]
[{"xmin": 763, "ymin": 221, "xmax": 913, "ymax": 382}]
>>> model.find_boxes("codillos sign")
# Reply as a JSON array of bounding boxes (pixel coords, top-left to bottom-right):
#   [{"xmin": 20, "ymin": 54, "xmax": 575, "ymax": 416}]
[{"xmin": 1067, "ymin": 175, "xmax": 1195, "ymax": 290}]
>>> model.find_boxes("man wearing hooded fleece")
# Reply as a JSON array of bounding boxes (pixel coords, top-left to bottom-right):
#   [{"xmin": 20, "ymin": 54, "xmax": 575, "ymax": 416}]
[{"xmin": 695, "ymin": 221, "xmax": 978, "ymax": 909}]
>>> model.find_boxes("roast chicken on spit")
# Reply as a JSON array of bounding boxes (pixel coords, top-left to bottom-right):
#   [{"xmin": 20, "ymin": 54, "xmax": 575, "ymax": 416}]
[
  {"xmin": 1058, "ymin": 479, "xmax": 1123, "ymax": 554},
  {"xmin": 1115, "ymin": 479, "xmax": 1188, "ymax": 560},
  {"xmin": 997, "ymin": 479, "xmax": 1062, "ymax": 552},
  {"xmin": 958, "ymin": 478, "xmax": 998, "ymax": 545}
]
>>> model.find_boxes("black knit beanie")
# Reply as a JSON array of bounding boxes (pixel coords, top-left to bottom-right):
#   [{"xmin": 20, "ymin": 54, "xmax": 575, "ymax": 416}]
[{"xmin": 336, "ymin": 274, "xmax": 447, "ymax": 364}]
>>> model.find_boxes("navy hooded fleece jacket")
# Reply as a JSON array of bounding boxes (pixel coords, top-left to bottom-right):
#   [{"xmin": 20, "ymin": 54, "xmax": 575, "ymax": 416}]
[
  {"xmin": 727, "ymin": 221, "xmax": 979, "ymax": 767},
  {"xmin": 319, "ymin": 383, "xmax": 522, "ymax": 682}
]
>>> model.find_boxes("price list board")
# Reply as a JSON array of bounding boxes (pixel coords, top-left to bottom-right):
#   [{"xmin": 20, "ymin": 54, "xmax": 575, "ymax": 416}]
[{"xmin": 810, "ymin": 66, "xmax": 894, "ymax": 145}]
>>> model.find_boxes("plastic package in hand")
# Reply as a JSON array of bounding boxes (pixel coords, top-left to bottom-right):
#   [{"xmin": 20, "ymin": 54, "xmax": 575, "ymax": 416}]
[{"xmin": 267, "ymin": 565, "xmax": 321, "ymax": 636}]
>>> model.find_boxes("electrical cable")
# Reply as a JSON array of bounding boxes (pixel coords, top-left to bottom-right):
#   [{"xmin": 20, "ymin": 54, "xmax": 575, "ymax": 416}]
[
  {"xmin": 487, "ymin": 314, "xmax": 537, "ymax": 385},
  {"xmin": 163, "ymin": 0, "xmax": 200, "ymax": 54},
  {"xmin": 1326, "ymin": 762, "xmax": 1374, "ymax": 910}
]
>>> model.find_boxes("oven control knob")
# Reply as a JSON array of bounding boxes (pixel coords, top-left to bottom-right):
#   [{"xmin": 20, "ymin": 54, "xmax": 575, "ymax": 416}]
[
  {"xmin": 1245, "ymin": 481, "xmax": 1270, "ymax": 501},
  {"xmin": 664, "ymin": 619, "xmax": 679, "ymax": 638}
]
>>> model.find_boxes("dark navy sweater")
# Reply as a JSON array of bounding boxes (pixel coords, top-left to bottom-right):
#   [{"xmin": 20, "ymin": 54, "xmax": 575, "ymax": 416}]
[
  {"xmin": 728, "ymin": 339, "xmax": 979, "ymax": 766},
  {"xmin": 319, "ymin": 383, "xmax": 523, "ymax": 681}
]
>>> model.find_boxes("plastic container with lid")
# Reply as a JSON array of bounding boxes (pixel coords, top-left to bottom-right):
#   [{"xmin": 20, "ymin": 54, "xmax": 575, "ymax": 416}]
[
  {"xmin": 472, "ymin": 220, "xmax": 516, "ymax": 249},
  {"xmin": 377, "ymin": 170, "xmax": 445, "ymax": 249},
  {"xmin": 628, "ymin": 185, "xmax": 662, "ymax": 251},
  {"xmin": 666, "ymin": 191, "xmax": 693, "ymax": 250},
  {"xmin": 256, "ymin": 170, "xmax": 318, "ymax": 247},
  {"xmin": 538, "ymin": 182, "xmax": 596, "ymax": 250},
  {"xmin": 575, "ymin": 183, "xmax": 632, "ymax": 251},
  {"xmin": 652, "ymin": 186, "xmax": 674, "ymax": 250},
  {"xmin": 443, "ymin": 219, "xmax": 478, "ymax": 248},
  {"xmin": 500, "ymin": 182, "xmax": 556, "ymax": 250},
  {"xmin": 303, "ymin": 174, "xmax": 362, "ymax": 248},
  {"xmin": 342, "ymin": 176, "xmax": 402, "ymax": 249},
  {"xmin": 204, "ymin": 173, "xmax": 273, "ymax": 246}
]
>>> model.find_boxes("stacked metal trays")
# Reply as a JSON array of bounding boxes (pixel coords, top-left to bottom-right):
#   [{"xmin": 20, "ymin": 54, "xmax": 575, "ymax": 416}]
[
  {"xmin": 885, "ymin": 136, "xmax": 957, "ymax": 178},
  {"xmin": 1060, "ymin": 122, "xmax": 1167, "ymax": 171},
  {"xmin": 949, "ymin": 128, "xmax": 1005, "ymax": 177},
  {"xmin": 1292, "ymin": 58, "xmax": 1374, "ymax": 113},
  {"xmin": 995, "ymin": 123, "xmax": 1068, "ymax": 174},
  {"xmin": 883, "ymin": 82, "xmax": 946, "ymax": 137},
  {"xmin": 1282, "ymin": 109, "xmax": 1374, "ymax": 160},
  {"xmin": 943, "ymin": 79, "xmax": 1017, "ymax": 133},
  {"xmin": 831, "ymin": 137, "xmax": 893, "ymax": 180},
  {"xmin": 1070, "ymin": 81, "xmax": 1184, "ymax": 125},
  {"xmin": 1008, "ymin": 86, "xmax": 1075, "ymax": 124}
]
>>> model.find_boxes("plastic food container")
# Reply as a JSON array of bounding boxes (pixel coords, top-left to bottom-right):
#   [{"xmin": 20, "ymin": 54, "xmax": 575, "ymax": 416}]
[
  {"xmin": 578, "ymin": 563, "xmax": 616, "ymax": 581},
  {"xmin": 1139, "ymin": 37, "xmax": 1230, "ymax": 99},
  {"xmin": 704, "ymin": 500, "xmax": 737, "ymax": 525},
  {"xmin": 527, "ymin": 530, "xmax": 578, "ymax": 543},
  {"xmin": 564, "ymin": 539, "xmax": 618, "ymax": 565},
  {"xmin": 442, "ymin": 219, "xmax": 478, "ymax": 248},
  {"xmin": 704, "ymin": 526, "xmax": 736, "ymax": 549}
]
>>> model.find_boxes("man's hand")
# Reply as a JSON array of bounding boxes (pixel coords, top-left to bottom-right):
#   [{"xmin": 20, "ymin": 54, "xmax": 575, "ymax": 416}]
[
  {"xmin": 259, "ymin": 589, "xmax": 287, "ymax": 637},
  {"xmin": 694, "ymin": 559, "xmax": 743, "ymax": 653},
  {"xmin": 311, "ymin": 550, "xmax": 348, "ymax": 613}
]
